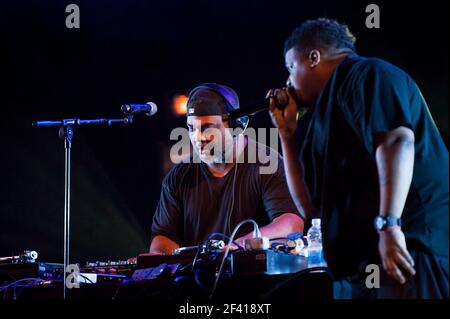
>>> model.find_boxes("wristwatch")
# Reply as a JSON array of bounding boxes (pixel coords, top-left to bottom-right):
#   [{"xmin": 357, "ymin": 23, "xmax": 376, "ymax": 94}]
[{"xmin": 373, "ymin": 214, "xmax": 402, "ymax": 231}]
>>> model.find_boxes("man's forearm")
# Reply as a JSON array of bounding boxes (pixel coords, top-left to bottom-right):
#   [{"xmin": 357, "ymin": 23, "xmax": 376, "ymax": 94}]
[
  {"xmin": 149, "ymin": 235, "xmax": 180, "ymax": 255},
  {"xmin": 280, "ymin": 137, "xmax": 316, "ymax": 220},
  {"xmin": 375, "ymin": 127, "xmax": 415, "ymax": 218},
  {"xmin": 237, "ymin": 213, "xmax": 304, "ymax": 244}
]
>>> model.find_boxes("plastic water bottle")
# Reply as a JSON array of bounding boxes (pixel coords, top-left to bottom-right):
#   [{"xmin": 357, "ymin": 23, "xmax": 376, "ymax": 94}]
[{"xmin": 306, "ymin": 218, "xmax": 323, "ymax": 265}]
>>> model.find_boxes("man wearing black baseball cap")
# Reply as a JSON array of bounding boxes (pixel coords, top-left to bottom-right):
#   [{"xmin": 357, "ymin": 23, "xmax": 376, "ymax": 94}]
[{"xmin": 150, "ymin": 83, "xmax": 303, "ymax": 254}]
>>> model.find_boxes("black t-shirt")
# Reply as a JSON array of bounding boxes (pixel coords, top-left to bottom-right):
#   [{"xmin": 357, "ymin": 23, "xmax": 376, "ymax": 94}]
[
  {"xmin": 151, "ymin": 138, "xmax": 300, "ymax": 247},
  {"xmin": 300, "ymin": 53, "xmax": 449, "ymax": 280}
]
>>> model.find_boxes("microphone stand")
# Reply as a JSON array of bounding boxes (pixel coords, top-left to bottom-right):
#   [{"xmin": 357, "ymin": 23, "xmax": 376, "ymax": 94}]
[{"xmin": 32, "ymin": 116, "xmax": 134, "ymax": 299}]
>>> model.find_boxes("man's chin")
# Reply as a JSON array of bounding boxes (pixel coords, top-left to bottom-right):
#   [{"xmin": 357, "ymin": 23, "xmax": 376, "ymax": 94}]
[{"xmin": 199, "ymin": 153, "xmax": 223, "ymax": 165}]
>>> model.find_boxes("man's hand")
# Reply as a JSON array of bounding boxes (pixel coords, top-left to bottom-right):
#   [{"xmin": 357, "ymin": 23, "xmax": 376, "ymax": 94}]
[
  {"xmin": 378, "ymin": 227, "xmax": 416, "ymax": 284},
  {"xmin": 233, "ymin": 238, "xmax": 245, "ymax": 249},
  {"xmin": 127, "ymin": 256, "xmax": 137, "ymax": 263},
  {"xmin": 267, "ymin": 88, "xmax": 299, "ymax": 140},
  {"xmin": 232, "ymin": 213, "xmax": 304, "ymax": 250}
]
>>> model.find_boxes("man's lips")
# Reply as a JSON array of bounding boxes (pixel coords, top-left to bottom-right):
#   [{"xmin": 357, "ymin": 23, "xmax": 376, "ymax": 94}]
[
  {"xmin": 197, "ymin": 143, "xmax": 216, "ymax": 155},
  {"xmin": 197, "ymin": 143, "xmax": 211, "ymax": 150}
]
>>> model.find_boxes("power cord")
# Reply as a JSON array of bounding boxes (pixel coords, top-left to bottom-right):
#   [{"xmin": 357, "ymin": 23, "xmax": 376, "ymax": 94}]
[
  {"xmin": 191, "ymin": 232, "xmax": 243, "ymax": 273},
  {"xmin": 209, "ymin": 219, "xmax": 261, "ymax": 299}
]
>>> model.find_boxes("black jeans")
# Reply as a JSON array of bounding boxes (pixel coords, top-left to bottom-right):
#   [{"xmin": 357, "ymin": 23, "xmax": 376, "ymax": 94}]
[{"xmin": 333, "ymin": 250, "xmax": 449, "ymax": 299}]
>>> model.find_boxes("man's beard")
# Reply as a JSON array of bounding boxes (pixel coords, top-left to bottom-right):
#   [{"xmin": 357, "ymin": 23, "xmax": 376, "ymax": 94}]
[{"xmin": 197, "ymin": 134, "xmax": 235, "ymax": 164}]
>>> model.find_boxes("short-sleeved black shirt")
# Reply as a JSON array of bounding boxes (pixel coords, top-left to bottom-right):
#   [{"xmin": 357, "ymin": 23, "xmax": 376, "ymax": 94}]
[
  {"xmin": 300, "ymin": 53, "xmax": 449, "ymax": 280},
  {"xmin": 151, "ymin": 138, "xmax": 300, "ymax": 247}
]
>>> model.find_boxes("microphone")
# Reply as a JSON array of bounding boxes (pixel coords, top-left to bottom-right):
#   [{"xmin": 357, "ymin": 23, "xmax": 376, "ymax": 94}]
[
  {"xmin": 121, "ymin": 102, "xmax": 158, "ymax": 117},
  {"xmin": 226, "ymin": 93, "xmax": 289, "ymax": 120}
]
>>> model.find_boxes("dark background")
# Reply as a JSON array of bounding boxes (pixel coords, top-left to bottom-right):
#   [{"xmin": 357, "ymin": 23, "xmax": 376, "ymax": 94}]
[{"xmin": 0, "ymin": 0, "xmax": 448, "ymax": 263}]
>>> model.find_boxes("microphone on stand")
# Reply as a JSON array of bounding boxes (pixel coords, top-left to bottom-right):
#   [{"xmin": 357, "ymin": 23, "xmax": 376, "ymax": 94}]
[{"xmin": 121, "ymin": 102, "xmax": 158, "ymax": 117}]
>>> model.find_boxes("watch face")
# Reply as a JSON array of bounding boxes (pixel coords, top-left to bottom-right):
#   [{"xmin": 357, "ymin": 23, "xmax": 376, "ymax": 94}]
[{"xmin": 375, "ymin": 216, "xmax": 385, "ymax": 230}]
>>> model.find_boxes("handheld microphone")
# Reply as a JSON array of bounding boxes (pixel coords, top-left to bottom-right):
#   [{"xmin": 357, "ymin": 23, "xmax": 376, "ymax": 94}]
[
  {"xmin": 225, "ymin": 93, "xmax": 289, "ymax": 120},
  {"xmin": 121, "ymin": 102, "xmax": 158, "ymax": 117}
]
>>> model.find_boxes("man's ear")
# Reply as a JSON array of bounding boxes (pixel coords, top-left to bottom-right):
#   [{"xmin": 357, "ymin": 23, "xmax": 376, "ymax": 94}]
[{"xmin": 308, "ymin": 49, "xmax": 321, "ymax": 68}]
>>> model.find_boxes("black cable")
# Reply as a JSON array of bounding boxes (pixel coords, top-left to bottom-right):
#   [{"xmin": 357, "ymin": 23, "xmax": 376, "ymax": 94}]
[
  {"xmin": 193, "ymin": 268, "xmax": 206, "ymax": 289},
  {"xmin": 111, "ymin": 280, "xmax": 126, "ymax": 300},
  {"xmin": 192, "ymin": 254, "xmax": 220, "ymax": 291},
  {"xmin": 191, "ymin": 240, "xmax": 206, "ymax": 272},
  {"xmin": 269, "ymin": 237, "xmax": 289, "ymax": 241},
  {"xmin": 191, "ymin": 233, "xmax": 244, "ymax": 274},
  {"xmin": 78, "ymin": 273, "xmax": 95, "ymax": 284},
  {"xmin": 1, "ymin": 278, "xmax": 44, "ymax": 300},
  {"xmin": 13, "ymin": 279, "xmax": 47, "ymax": 299},
  {"xmin": 209, "ymin": 219, "xmax": 260, "ymax": 299}
]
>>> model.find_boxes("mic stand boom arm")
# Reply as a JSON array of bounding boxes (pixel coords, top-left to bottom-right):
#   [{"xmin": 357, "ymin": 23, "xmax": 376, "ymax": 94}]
[{"xmin": 32, "ymin": 115, "xmax": 134, "ymax": 299}]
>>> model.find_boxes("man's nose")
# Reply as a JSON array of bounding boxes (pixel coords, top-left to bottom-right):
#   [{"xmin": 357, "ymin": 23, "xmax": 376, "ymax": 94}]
[
  {"xmin": 194, "ymin": 129, "xmax": 204, "ymax": 142},
  {"xmin": 193, "ymin": 129, "xmax": 207, "ymax": 143}
]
